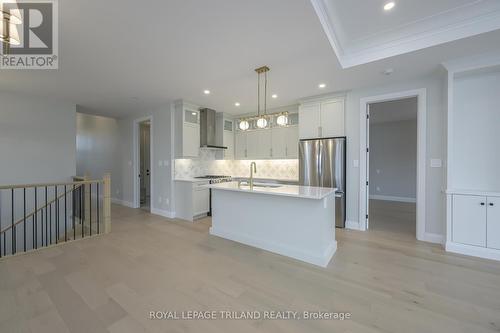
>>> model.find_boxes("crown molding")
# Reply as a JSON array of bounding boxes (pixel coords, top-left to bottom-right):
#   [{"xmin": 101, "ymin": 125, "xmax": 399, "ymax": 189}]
[{"xmin": 311, "ymin": 0, "xmax": 500, "ymax": 68}]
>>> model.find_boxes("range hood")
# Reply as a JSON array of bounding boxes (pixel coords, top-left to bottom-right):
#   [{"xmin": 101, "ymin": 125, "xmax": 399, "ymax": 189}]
[{"xmin": 199, "ymin": 108, "xmax": 227, "ymax": 149}]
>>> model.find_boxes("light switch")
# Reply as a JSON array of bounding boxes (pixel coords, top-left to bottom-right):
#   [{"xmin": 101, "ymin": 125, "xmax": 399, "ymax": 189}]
[
  {"xmin": 353, "ymin": 160, "xmax": 359, "ymax": 168},
  {"xmin": 430, "ymin": 159, "xmax": 442, "ymax": 168},
  {"xmin": 128, "ymin": 160, "xmax": 132, "ymax": 166},
  {"xmin": 164, "ymin": 160, "xmax": 169, "ymax": 167},
  {"xmin": 159, "ymin": 160, "xmax": 163, "ymax": 167}
]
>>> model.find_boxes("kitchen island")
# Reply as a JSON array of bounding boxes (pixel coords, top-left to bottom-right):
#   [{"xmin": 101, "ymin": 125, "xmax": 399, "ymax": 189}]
[{"xmin": 207, "ymin": 181, "xmax": 337, "ymax": 267}]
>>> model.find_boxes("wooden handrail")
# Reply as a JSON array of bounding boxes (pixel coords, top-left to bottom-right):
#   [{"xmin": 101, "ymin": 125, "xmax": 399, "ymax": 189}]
[
  {"xmin": 0, "ymin": 183, "xmax": 88, "ymax": 234},
  {"xmin": 0, "ymin": 179, "xmax": 102, "ymax": 190}
]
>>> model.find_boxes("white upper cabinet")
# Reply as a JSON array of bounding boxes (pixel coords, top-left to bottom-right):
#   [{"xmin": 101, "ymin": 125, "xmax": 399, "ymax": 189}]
[
  {"xmin": 257, "ymin": 130, "xmax": 272, "ymax": 159},
  {"xmin": 271, "ymin": 126, "xmax": 298, "ymax": 159},
  {"xmin": 215, "ymin": 115, "xmax": 234, "ymax": 160},
  {"xmin": 320, "ymin": 99, "xmax": 344, "ymax": 137},
  {"xmin": 299, "ymin": 103, "xmax": 321, "ymax": 139},
  {"xmin": 299, "ymin": 98, "xmax": 345, "ymax": 139},
  {"xmin": 271, "ymin": 127, "xmax": 287, "ymax": 158},
  {"xmin": 235, "ymin": 131, "xmax": 247, "ymax": 159},
  {"xmin": 286, "ymin": 126, "xmax": 299, "ymax": 158},
  {"xmin": 174, "ymin": 101, "xmax": 200, "ymax": 158}
]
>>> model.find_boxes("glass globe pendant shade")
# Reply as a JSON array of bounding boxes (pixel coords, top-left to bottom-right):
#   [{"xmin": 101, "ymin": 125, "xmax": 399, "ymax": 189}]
[
  {"xmin": 276, "ymin": 114, "xmax": 288, "ymax": 126},
  {"xmin": 239, "ymin": 120, "xmax": 249, "ymax": 131},
  {"xmin": 256, "ymin": 117, "xmax": 267, "ymax": 129}
]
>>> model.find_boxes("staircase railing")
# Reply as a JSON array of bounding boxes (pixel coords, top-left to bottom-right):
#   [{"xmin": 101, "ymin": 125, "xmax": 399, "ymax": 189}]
[{"xmin": 0, "ymin": 173, "xmax": 111, "ymax": 259}]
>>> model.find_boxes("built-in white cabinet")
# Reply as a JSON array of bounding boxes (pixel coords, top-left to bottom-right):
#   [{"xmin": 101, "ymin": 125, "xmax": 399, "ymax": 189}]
[
  {"xmin": 235, "ymin": 125, "xmax": 298, "ymax": 160},
  {"xmin": 299, "ymin": 97, "xmax": 345, "ymax": 139},
  {"xmin": 448, "ymin": 192, "xmax": 500, "ymax": 258},
  {"xmin": 452, "ymin": 195, "xmax": 487, "ymax": 247},
  {"xmin": 271, "ymin": 126, "xmax": 299, "ymax": 158},
  {"xmin": 487, "ymin": 196, "xmax": 500, "ymax": 250},
  {"xmin": 174, "ymin": 180, "xmax": 210, "ymax": 221},
  {"xmin": 215, "ymin": 115, "xmax": 234, "ymax": 160},
  {"xmin": 235, "ymin": 131, "xmax": 247, "ymax": 159},
  {"xmin": 444, "ymin": 61, "xmax": 500, "ymax": 261},
  {"xmin": 174, "ymin": 100, "xmax": 200, "ymax": 158}
]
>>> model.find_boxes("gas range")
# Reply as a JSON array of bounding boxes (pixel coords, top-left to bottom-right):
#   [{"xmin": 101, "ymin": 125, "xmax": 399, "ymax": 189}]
[{"xmin": 194, "ymin": 175, "xmax": 232, "ymax": 184}]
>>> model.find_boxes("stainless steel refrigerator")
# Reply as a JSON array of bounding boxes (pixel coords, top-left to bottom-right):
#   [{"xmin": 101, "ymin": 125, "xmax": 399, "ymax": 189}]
[{"xmin": 299, "ymin": 137, "xmax": 346, "ymax": 228}]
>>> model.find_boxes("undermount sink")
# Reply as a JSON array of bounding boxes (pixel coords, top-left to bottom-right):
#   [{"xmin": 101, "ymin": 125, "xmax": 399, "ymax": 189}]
[{"xmin": 239, "ymin": 182, "xmax": 282, "ymax": 189}]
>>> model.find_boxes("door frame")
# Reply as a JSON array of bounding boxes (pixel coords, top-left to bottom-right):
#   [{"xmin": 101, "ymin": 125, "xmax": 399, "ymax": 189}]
[
  {"xmin": 133, "ymin": 116, "xmax": 154, "ymax": 210},
  {"xmin": 359, "ymin": 88, "xmax": 426, "ymax": 241}
]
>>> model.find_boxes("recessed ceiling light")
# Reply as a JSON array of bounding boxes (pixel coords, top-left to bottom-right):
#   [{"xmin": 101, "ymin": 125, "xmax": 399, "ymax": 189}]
[
  {"xmin": 271, "ymin": 94, "xmax": 278, "ymax": 99},
  {"xmin": 235, "ymin": 102, "xmax": 240, "ymax": 107},
  {"xmin": 382, "ymin": 68, "xmax": 394, "ymax": 75},
  {"xmin": 318, "ymin": 83, "xmax": 326, "ymax": 89},
  {"xmin": 203, "ymin": 90, "xmax": 211, "ymax": 95},
  {"xmin": 384, "ymin": 2, "xmax": 395, "ymax": 11}
]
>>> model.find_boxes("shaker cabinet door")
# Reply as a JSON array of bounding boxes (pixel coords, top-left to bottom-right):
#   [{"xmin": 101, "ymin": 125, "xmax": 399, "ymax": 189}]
[{"xmin": 452, "ymin": 195, "xmax": 487, "ymax": 247}]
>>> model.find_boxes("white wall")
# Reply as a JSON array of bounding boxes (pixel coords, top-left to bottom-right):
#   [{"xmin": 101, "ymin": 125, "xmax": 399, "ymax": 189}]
[
  {"xmin": 452, "ymin": 69, "xmax": 500, "ymax": 191},
  {"xmin": 0, "ymin": 92, "xmax": 76, "ymax": 241},
  {"xmin": 0, "ymin": 92, "xmax": 76, "ymax": 185},
  {"xmin": 369, "ymin": 119, "xmax": 417, "ymax": 201},
  {"xmin": 115, "ymin": 105, "xmax": 173, "ymax": 213},
  {"xmin": 76, "ymin": 112, "xmax": 121, "ymax": 196},
  {"xmin": 344, "ymin": 74, "xmax": 447, "ymax": 236}
]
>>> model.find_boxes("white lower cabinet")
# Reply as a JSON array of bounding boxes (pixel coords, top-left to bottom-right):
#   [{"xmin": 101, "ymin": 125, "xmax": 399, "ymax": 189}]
[
  {"xmin": 452, "ymin": 195, "xmax": 487, "ymax": 247},
  {"xmin": 450, "ymin": 194, "xmax": 500, "ymax": 253},
  {"xmin": 487, "ymin": 196, "xmax": 500, "ymax": 249},
  {"xmin": 193, "ymin": 187, "xmax": 209, "ymax": 216},
  {"xmin": 174, "ymin": 180, "xmax": 210, "ymax": 222}
]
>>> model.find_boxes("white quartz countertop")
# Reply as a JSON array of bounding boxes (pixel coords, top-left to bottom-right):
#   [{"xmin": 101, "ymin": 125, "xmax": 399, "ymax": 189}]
[{"xmin": 206, "ymin": 181, "xmax": 336, "ymax": 200}]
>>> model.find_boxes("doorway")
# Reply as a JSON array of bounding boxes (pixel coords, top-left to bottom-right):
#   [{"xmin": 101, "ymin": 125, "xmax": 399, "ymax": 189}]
[
  {"xmin": 133, "ymin": 116, "xmax": 153, "ymax": 211},
  {"xmin": 359, "ymin": 89, "xmax": 426, "ymax": 241},
  {"xmin": 367, "ymin": 98, "xmax": 417, "ymax": 238}
]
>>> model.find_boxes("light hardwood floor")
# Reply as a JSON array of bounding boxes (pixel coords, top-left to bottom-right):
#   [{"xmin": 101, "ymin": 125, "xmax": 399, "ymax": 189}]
[{"xmin": 1, "ymin": 204, "xmax": 500, "ymax": 333}]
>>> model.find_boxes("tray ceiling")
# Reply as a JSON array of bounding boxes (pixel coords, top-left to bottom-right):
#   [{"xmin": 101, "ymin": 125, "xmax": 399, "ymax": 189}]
[{"xmin": 311, "ymin": 0, "xmax": 500, "ymax": 68}]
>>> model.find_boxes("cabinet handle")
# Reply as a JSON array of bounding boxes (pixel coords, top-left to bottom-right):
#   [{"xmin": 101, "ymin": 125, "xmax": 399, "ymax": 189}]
[
  {"xmin": 318, "ymin": 126, "xmax": 322, "ymax": 137},
  {"xmin": 285, "ymin": 147, "xmax": 288, "ymax": 156},
  {"xmin": 270, "ymin": 148, "xmax": 272, "ymax": 157},
  {"xmin": 480, "ymin": 202, "xmax": 485, "ymax": 206}
]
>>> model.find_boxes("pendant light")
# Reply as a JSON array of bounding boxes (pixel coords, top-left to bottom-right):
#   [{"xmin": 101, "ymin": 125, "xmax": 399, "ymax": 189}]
[{"xmin": 255, "ymin": 66, "xmax": 269, "ymax": 129}]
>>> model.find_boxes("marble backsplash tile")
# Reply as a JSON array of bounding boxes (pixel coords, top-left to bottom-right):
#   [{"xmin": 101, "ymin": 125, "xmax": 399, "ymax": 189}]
[{"xmin": 174, "ymin": 150, "xmax": 298, "ymax": 180}]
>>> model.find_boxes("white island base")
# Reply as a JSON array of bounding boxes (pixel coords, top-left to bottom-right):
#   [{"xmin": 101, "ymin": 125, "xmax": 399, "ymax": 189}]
[{"xmin": 209, "ymin": 183, "xmax": 337, "ymax": 267}]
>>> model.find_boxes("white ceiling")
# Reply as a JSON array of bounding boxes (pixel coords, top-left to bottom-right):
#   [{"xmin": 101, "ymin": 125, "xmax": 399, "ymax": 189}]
[
  {"xmin": 312, "ymin": 0, "xmax": 500, "ymax": 68},
  {"xmin": 370, "ymin": 97, "xmax": 417, "ymax": 124},
  {"xmin": 1, "ymin": 0, "xmax": 500, "ymax": 118}
]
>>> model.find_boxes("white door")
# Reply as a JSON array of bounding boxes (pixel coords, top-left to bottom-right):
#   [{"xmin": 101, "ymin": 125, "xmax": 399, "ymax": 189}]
[
  {"xmin": 320, "ymin": 99, "xmax": 344, "ymax": 137},
  {"xmin": 258, "ymin": 130, "xmax": 272, "ymax": 159},
  {"xmin": 365, "ymin": 104, "xmax": 370, "ymax": 230},
  {"xmin": 183, "ymin": 124, "xmax": 200, "ymax": 157},
  {"xmin": 299, "ymin": 103, "xmax": 321, "ymax": 139},
  {"xmin": 271, "ymin": 128, "xmax": 287, "ymax": 158},
  {"xmin": 246, "ymin": 131, "xmax": 260, "ymax": 158},
  {"xmin": 487, "ymin": 196, "xmax": 500, "ymax": 249},
  {"xmin": 235, "ymin": 132, "xmax": 247, "ymax": 159},
  {"xmin": 286, "ymin": 126, "xmax": 299, "ymax": 158},
  {"xmin": 453, "ymin": 195, "xmax": 487, "ymax": 247}
]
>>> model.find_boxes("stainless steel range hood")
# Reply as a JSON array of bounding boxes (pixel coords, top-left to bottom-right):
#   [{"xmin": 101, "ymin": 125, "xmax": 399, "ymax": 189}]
[{"xmin": 199, "ymin": 108, "xmax": 227, "ymax": 149}]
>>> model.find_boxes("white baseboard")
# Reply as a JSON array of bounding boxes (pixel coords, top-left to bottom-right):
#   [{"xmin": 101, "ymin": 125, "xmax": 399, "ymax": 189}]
[
  {"xmin": 446, "ymin": 241, "xmax": 500, "ymax": 261},
  {"xmin": 345, "ymin": 220, "xmax": 365, "ymax": 231},
  {"xmin": 421, "ymin": 232, "xmax": 444, "ymax": 245},
  {"xmin": 151, "ymin": 207, "xmax": 175, "ymax": 219},
  {"xmin": 210, "ymin": 226, "xmax": 336, "ymax": 268},
  {"xmin": 111, "ymin": 198, "xmax": 135, "ymax": 208},
  {"xmin": 369, "ymin": 195, "xmax": 416, "ymax": 203}
]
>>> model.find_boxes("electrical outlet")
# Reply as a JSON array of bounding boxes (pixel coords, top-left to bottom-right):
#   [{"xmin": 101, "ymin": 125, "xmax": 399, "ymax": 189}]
[
  {"xmin": 353, "ymin": 160, "xmax": 359, "ymax": 168},
  {"xmin": 376, "ymin": 186, "xmax": 381, "ymax": 192},
  {"xmin": 166, "ymin": 198, "xmax": 169, "ymax": 205},
  {"xmin": 158, "ymin": 196, "xmax": 162, "ymax": 204}
]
